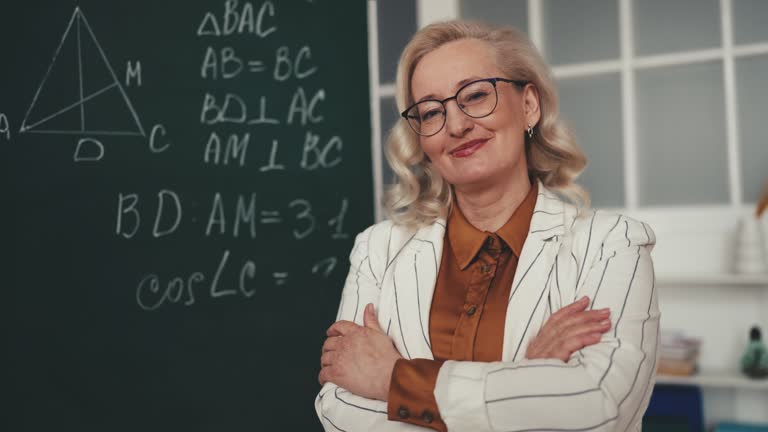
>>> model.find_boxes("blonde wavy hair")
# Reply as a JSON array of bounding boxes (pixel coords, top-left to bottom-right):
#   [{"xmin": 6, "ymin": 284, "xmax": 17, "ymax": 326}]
[{"xmin": 384, "ymin": 20, "xmax": 589, "ymax": 228}]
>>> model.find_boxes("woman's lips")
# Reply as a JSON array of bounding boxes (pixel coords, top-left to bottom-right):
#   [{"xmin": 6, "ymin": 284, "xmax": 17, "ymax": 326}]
[{"xmin": 450, "ymin": 139, "xmax": 488, "ymax": 158}]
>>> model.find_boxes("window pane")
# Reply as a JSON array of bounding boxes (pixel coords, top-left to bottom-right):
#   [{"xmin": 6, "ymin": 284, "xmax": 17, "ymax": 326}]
[
  {"xmin": 633, "ymin": 0, "xmax": 721, "ymax": 56},
  {"xmin": 380, "ymin": 97, "xmax": 399, "ymax": 186},
  {"xmin": 735, "ymin": 55, "xmax": 768, "ymax": 203},
  {"xmin": 733, "ymin": 0, "xmax": 768, "ymax": 45},
  {"xmin": 543, "ymin": 0, "xmax": 619, "ymax": 65},
  {"xmin": 635, "ymin": 62, "xmax": 729, "ymax": 206},
  {"xmin": 460, "ymin": 0, "xmax": 528, "ymax": 33},
  {"xmin": 558, "ymin": 74, "xmax": 624, "ymax": 207},
  {"xmin": 378, "ymin": 0, "xmax": 417, "ymax": 83}
]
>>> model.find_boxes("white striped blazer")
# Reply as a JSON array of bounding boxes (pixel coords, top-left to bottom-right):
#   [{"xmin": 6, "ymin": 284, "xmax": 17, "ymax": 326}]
[{"xmin": 315, "ymin": 182, "xmax": 659, "ymax": 432}]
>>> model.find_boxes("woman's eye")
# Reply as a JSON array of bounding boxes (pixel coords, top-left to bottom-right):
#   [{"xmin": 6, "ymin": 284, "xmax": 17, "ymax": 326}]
[
  {"xmin": 466, "ymin": 91, "xmax": 489, "ymax": 102},
  {"xmin": 421, "ymin": 109, "xmax": 441, "ymax": 121}
]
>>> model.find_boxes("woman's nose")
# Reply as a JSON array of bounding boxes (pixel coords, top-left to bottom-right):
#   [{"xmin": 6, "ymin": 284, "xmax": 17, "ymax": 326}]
[{"xmin": 444, "ymin": 102, "xmax": 473, "ymax": 137}]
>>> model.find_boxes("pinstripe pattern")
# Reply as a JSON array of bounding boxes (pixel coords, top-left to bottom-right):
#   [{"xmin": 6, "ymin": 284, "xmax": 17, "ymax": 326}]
[
  {"xmin": 413, "ymin": 254, "xmax": 431, "ymax": 350},
  {"xmin": 502, "ymin": 416, "xmax": 618, "ymax": 432},
  {"xmin": 512, "ymin": 263, "xmax": 555, "ymax": 361},
  {"xmin": 392, "ymin": 272, "xmax": 412, "ymax": 359},
  {"xmin": 508, "ymin": 242, "xmax": 546, "ymax": 304},
  {"xmin": 363, "ymin": 256, "xmax": 378, "ymax": 286},
  {"xmin": 576, "ymin": 213, "xmax": 597, "ymax": 288},
  {"xmin": 315, "ymin": 182, "xmax": 659, "ymax": 432},
  {"xmin": 627, "ymin": 323, "xmax": 659, "ymax": 428},
  {"xmin": 624, "ymin": 221, "xmax": 630, "ymax": 247},
  {"xmin": 335, "ymin": 388, "xmax": 387, "ymax": 415},
  {"xmin": 488, "ymin": 360, "xmax": 582, "ymax": 376},
  {"xmin": 352, "ymin": 267, "xmax": 362, "ymax": 324},
  {"xmin": 488, "ymin": 245, "xmax": 643, "ymax": 418},
  {"xmin": 488, "ymin": 387, "xmax": 600, "ymax": 403},
  {"xmin": 617, "ymin": 278, "xmax": 654, "ymax": 409},
  {"xmin": 531, "ymin": 224, "xmax": 564, "ymax": 234},
  {"xmin": 588, "ymin": 251, "xmax": 616, "ymax": 309},
  {"xmin": 322, "ymin": 414, "xmax": 349, "ymax": 432},
  {"xmin": 554, "ymin": 255, "xmax": 562, "ymax": 306},
  {"xmin": 600, "ymin": 215, "xmax": 622, "ymax": 262}
]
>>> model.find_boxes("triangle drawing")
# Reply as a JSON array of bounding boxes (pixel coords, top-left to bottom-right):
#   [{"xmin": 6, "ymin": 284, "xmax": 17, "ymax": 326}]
[{"xmin": 19, "ymin": 7, "xmax": 145, "ymax": 137}]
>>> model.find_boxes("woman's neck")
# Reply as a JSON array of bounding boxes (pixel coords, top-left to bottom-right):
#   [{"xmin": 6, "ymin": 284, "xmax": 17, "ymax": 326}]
[{"xmin": 454, "ymin": 170, "xmax": 532, "ymax": 233}]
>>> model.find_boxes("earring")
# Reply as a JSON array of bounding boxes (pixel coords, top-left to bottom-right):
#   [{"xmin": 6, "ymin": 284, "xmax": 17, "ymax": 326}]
[{"xmin": 527, "ymin": 124, "xmax": 534, "ymax": 139}]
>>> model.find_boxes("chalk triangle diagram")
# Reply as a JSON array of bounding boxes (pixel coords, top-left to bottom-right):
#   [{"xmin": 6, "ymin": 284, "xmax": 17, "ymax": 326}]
[{"xmin": 19, "ymin": 7, "xmax": 145, "ymax": 136}]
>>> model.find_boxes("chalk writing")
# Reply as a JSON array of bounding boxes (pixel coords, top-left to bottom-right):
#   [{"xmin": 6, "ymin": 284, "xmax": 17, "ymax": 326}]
[
  {"xmin": 328, "ymin": 198, "xmax": 349, "ymax": 240},
  {"xmin": 289, "ymin": 199, "xmax": 315, "ymax": 240},
  {"xmin": 74, "ymin": 138, "xmax": 104, "ymax": 162},
  {"xmin": 149, "ymin": 124, "xmax": 170, "ymax": 153},
  {"xmin": 196, "ymin": 1, "xmax": 276, "ymax": 38},
  {"xmin": 259, "ymin": 139, "xmax": 285, "ymax": 171},
  {"xmin": 204, "ymin": 132, "xmax": 250, "ymax": 166},
  {"xmin": 116, "ymin": 191, "xmax": 184, "ymax": 239},
  {"xmin": 274, "ymin": 46, "xmax": 318, "ymax": 81},
  {"xmin": 0, "ymin": 114, "xmax": 10, "ymax": 141},
  {"xmin": 126, "ymin": 61, "xmax": 142, "ymax": 86},
  {"xmin": 135, "ymin": 250, "xmax": 259, "ymax": 310},
  {"xmin": 7, "ymin": 2, "xmax": 364, "ymax": 314},
  {"xmin": 19, "ymin": 8, "xmax": 145, "ymax": 138},
  {"xmin": 201, "ymin": 46, "xmax": 243, "ymax": 80}
]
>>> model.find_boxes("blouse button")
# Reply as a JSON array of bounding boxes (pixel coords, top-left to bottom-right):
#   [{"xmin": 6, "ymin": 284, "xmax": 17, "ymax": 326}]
[
  {"xmin": 398, "ymin": 406, "xmax": 410, "ymax": 419},
  {"xmin": 467, "ymin": 305, "xmax": 477, "ymax": 316},
  {"xmin": 480, "ymin": 264, "xmax": 491, "ymax": 273},
  {"xmin": 421, "ymin": 410, "xmax": 435, "ymax": 424}
]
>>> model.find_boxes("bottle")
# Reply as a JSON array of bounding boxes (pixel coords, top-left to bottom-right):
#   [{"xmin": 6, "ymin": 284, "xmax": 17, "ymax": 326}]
[
  {"xmin": 734, "ymin": 216, "xmax": 767, "ymax": 274},
  {"xmin": 740, "ymin": 326, "xmax": 768, "ymax": 379}
]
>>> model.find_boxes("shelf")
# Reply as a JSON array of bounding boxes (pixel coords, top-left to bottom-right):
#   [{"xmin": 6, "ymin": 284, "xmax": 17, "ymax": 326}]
[
  {"xmin": 656, "ymin": 274, "xmax": 768, "ymax": 287},
  {"xmin": 656, "ymin": 371, "xmax": 768, "ymax": 390}
]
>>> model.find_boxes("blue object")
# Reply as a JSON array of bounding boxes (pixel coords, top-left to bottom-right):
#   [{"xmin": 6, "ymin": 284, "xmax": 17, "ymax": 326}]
[
  {"xmin": 714, "ymin": 422, "xmax": 768, "ymax": 432},
  {"xmin": 643, "ymin": 384, "xmax": 704, "ymax": 432}
]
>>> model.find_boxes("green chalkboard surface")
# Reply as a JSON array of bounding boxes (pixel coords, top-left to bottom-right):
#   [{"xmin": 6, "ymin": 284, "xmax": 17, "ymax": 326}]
[{"xmin": 1, "ymin": 1, "xmax": 372, "ymax": 431}]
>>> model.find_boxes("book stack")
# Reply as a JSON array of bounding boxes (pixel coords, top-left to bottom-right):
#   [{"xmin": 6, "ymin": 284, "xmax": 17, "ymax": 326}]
[{"xmin": 658, "ymin": 330, "xmax": 701, "ymax": 376}]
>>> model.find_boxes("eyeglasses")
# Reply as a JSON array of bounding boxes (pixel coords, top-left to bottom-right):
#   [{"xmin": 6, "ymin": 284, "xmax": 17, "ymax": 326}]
[{"xmin": 401, "ymin": 77, "xmax": 527, "ymax": 137}]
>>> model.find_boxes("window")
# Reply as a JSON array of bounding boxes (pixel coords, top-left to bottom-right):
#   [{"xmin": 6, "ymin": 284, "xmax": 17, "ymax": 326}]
[{"xmin": 371, "ymin": 0, "xmax": 768, "ymax": 217}]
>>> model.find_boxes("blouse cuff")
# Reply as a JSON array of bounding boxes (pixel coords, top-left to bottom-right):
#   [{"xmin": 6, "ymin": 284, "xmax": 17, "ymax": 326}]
[{"xmin": 387, "ymin": 358, "xmax": 447, "ymax": 432}]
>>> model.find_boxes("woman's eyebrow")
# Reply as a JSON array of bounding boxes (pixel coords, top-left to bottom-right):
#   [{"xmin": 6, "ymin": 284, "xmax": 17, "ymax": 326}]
[{"xmin": 415, "ymin": 76, "xmax": 483, "ymax": 103}]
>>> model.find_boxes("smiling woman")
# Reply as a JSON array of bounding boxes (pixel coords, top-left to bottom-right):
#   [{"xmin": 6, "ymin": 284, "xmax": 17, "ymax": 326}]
[{"xmin": 316, "ymin": 20, "xmax": 659, "ymax": 432}]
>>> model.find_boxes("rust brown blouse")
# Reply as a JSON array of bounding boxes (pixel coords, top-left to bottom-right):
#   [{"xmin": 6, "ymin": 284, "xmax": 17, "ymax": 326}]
[{"xmin": 387, "ymin": 182, "xmax": 538, "ymax": 431}]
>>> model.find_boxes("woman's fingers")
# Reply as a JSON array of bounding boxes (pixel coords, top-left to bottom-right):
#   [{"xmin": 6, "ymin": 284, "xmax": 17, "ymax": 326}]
[
  {"xmin": 556, "ymin": 308, "xmax": 610, "ymax": 332},
  {"xmin": 555, "ymin": 319, "xmax": 611, "ymax": 348},
  {"xmin": 318, "ymin": 367, "xmax": 332, "ymax": 385},
  {"xmin": 321, "ymin": 350, "xmax": 337, "ymax": 367},
  {"xmin": 538, "ymin": 307, "xmax": 609, "ymax": 344},
  {"xmin": 554, "ymin": 333, "xmax": 603, "ymax": 360},
  {"xmin": 527, "ymin": 310, "xmax": 611, "ymax": 360},
  {"xmin": 322, "ymin": 335, "xmax": 341, "ymax": 353},
  {"xmin": 549, "ymin": 321, "xmax": 611, "ymax": 357},
  {"xmin": 326, "ymin": 320, "xmax": 359, "ymax": 337},
  {"xmin": 546, "ymin": 296, "xmax": 590, "ymax": 326}
]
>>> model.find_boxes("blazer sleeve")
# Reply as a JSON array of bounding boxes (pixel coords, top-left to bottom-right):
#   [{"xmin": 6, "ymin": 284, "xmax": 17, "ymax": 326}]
[
  {"xmin": 433, "ymin": 217, "xmax": 659, "ymax": 432},
  {"xmin": 315, "ymin": 224, "xmax": 435, "ymax": 432}
]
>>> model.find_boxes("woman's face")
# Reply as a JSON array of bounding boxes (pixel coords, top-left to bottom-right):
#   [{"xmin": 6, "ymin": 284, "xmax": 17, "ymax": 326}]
[{"xmin": 410, "ymin": 38, "xmax": 540, "ymax": 190}]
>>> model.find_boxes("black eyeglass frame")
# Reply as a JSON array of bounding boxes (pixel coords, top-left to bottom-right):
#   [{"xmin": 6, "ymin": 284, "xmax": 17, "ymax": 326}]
[{"xmin": 400, "ymin": 77, "xmax": 528, "ymax": 137}]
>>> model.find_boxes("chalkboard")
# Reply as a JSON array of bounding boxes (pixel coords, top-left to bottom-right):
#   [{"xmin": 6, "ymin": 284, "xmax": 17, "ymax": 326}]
[{"xmin": 1, "ymin": 1, "xmax": 372, "ymax": 431}]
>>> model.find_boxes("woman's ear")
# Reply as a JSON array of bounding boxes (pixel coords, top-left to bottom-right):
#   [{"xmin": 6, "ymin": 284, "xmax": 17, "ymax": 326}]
[{"xmin": 523, "ymin": 83, "xmax": 541, "ymax": 127}]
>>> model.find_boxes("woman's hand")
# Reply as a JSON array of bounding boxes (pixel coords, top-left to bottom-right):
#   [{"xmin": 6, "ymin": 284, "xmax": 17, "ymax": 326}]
[
  {"xmin": 318, "ymin": 303, "xmax": 402, "ymax": 401},
  {"xmin": 526, "ymin": 296, "xmax": 611, "ymax": 362}
]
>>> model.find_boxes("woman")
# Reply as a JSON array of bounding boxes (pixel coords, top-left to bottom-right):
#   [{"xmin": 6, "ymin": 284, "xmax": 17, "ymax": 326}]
[{"xmin": 316, "ymin": 20, "xmax": 658, "ymax": 432}]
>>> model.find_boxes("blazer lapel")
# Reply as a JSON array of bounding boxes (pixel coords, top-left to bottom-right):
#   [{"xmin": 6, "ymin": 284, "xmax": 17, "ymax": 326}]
[
  {"xmin": 501, "ymin": 182, "xmax": 574, "ymax": 362},
  {"xmin": 387, "ymin": 220, "xmax": 445, "ymax": 360}
]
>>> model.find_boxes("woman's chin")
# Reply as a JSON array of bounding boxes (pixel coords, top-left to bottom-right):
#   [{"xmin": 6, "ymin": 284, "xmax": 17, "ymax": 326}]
[{"xmin": 448, "ymin": 172, "xmax": 499, "ymax": 190}]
